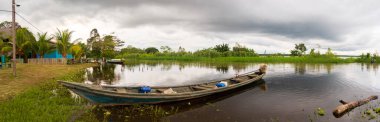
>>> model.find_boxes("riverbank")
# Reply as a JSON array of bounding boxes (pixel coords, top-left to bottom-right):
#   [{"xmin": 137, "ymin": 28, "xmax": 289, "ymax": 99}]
[
  {"xmin": 0, "ymin": 63, "xmax": 95, "ymax": 121},
  {"xmin": 122, "ymin": 56, "xmax": 357, "ymax": 63}
]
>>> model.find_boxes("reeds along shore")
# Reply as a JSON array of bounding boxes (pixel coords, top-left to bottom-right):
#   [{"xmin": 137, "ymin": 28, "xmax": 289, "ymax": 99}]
[{"xmin": 117, "ymin": 55, "xmax": 360, "ymax": 63}]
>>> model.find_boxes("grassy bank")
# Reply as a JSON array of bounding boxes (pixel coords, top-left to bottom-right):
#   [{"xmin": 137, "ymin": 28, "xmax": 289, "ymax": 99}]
[
  {"xmin": 123, "ymin": 56, "xmax": 357, "ymax": 63},
  {"xmin": 0, "ymin": 63, "xmax": 95, "ymax": 121},
  {"xmin": 0, "ymin": 64, "xmax": 94, "ymax": 100}
]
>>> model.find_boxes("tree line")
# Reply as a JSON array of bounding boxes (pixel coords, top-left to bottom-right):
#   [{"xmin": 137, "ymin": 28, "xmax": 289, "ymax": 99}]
[
  {"xmin": 0, "ymin": 21, "xmax": 124, "ymax": 63},
  {"xmin": 116, "ymin": 43, "xmax": 258, "ymax": 59}
]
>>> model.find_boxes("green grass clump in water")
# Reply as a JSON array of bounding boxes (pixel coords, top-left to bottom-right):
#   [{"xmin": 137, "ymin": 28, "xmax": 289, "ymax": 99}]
[
  {"xmin": 364, "ymin": 109, "xmax": 377, "ymax": 120},
  {"xmin": 77, "ymin": 105, "xmax": 179, "ymax": 122},
  {"xmin": 0, "ymin": 70, "xmax": 87, "ymax": 122},
  {"xmin": 373, "ymin": 108, "xmax": 380, "ymax": 114},
  {"xmin": 315, "ymin": 108, "xmax": 325, "ymax": 116}
]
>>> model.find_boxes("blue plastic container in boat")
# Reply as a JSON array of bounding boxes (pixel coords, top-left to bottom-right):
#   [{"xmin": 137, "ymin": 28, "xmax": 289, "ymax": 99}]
[
  {"xmin": 139, "ymin": 86, "xmax": 151, "ymax": 93},
  {"xmin": 216, "ymin": 82, "xmax": 226, "ymax": 88}
]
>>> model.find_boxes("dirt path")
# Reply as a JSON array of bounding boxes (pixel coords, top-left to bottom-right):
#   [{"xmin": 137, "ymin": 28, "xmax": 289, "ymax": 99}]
[{"xmin": 0, "ymin": 63, "xmax": 95, "ymax": 100}]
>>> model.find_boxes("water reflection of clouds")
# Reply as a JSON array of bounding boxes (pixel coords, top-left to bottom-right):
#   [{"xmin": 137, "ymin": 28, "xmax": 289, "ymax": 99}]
[
  {"xmin": 83, "ymin": 62, "xmax": 380, "ymax": 88},
  {"xmin": 115, "ymin": 65, "xmax": 242, "ymax": 87},
  {"xmin": 83, "ymin": 62, "xmax": 260, "ymax": 87}
]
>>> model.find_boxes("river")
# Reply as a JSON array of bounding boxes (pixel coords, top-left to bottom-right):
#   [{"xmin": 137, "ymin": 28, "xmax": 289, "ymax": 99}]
[{"xmin": 78, "ymin": 61, "xmax": 380, "ymax": 121}]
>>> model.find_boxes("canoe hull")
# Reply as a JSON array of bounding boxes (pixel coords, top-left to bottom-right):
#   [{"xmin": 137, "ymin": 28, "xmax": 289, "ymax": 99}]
[{"xmin": 61, "ymin": 72, "xmax": 265, "ymax": 105}]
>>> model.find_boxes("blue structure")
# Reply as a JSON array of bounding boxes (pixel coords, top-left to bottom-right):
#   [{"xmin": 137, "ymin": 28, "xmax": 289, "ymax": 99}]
[
  {"xmin": 1, "ymin": 55, "xmax": 5, "ymax": 64},
  {"xmin": 0, "ymin": 55, "xmax": 5, "ymax": 68},
  {"xmin": 42, "ymin": 49, "xmax": 73, "ymax": 59}
]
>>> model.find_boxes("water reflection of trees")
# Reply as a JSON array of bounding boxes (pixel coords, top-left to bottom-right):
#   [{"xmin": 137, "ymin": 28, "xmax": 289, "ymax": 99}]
[
  {"xmin": 86, "ymin": 64, "xmax": 117, "ymax": 85},
  {"xmin": 119, "ymin": 61, "xmax": 253, "ymax": 73},
  {"xmin": 216, "ymin": 65, "xmax": 229, "ymax": 73},
  {"xmin": 361, "ymin": 63, "xmax": 379, "ymax": 72},
  {"xmin": 293, "ymin": 63, "xmax": 334, "ymax": 74}
]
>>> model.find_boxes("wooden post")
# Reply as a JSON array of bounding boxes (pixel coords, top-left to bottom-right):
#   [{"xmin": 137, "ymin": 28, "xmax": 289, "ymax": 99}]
[{"xmin": 12, "ymin": 0, "xmax": 16, "ymax": 76}]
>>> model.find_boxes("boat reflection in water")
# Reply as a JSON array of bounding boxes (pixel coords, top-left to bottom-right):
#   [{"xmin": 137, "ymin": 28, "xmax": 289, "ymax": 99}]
[{"xmin": 82, "ymin": 80, "xmax": 267, "ymax": 122}]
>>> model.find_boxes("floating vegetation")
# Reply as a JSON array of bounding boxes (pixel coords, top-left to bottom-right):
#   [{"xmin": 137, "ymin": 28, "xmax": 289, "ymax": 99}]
[
  {"xmin": 77, "ymin": 104, "xmax": 180, "ymax": 121},
  {"xmin": 363, "ymin": 109, "xmax": 377, "ymax": 120},
  {"xmin": 373, "ymin": 108, "xmax": 380, "ymax": 114},
  {"xmin": 315, "ymin": 108, "xmax": 325, "ymax": 116}
]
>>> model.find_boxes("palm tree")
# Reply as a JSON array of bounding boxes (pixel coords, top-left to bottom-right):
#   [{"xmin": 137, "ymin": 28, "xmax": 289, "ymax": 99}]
[
  {"xmin": 55, "ymin": 29, "xmax": 73, "ymax": 60},
  {"xmin": 16, "ymin": 28, "xmax": 36, "ymax": 63},
  {"xmin": 69, "ymin": 44, "xmax": 83, "ymax": 60},
  {"xmin": 0, "ymin": 39, "xmax": 12, "ymax": 55},
  {"xmin": 36, "ymin": 32, "xmax": 54, "ymax": 58}
]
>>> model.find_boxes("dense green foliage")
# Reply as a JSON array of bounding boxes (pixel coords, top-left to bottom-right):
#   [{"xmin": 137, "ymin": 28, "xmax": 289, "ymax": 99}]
[
  {"xmin": 121, "ymin": 55, "xmax": 355, "ymax": 63},
  {"xmin": 16, "ymin": 28, "xmax": 36, "ymax": 62},
  {"xmin": 36, "ymin": 32, "xmax": 54, "ymax": 58},
  {"xmin": 55, "ymin": 29, "xmax": 73, "ymax": 59},
  {"xmin": 290, "ymin": 43, "xmax": 307, "ymax": 56},
  {"xmin": 356, "ymin": 53, "xmax": 380, "ymax": 63},
  {"xmin": 117, "ymin": 43, "xmax": 258, "ymax": 59},
  {"xmin": 0, "ymin": 37, "xmax": 11, "ymax": 55},
  {"xmin": 214, "ymin": 43, "xmax": 230, "ymax": 52},
  {"xmin": 145, "ymin": 47, "xmax": 159, "ymax": 53},
  {"xmin": 87, "ymin": 29, "xmax": 124, "ymax": 61}
]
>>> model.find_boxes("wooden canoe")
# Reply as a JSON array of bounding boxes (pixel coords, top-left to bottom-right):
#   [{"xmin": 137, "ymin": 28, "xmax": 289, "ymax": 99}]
[
  {"xmin": 59, "ymin": 69, "xmax": 265, "ymax": 105},
  {"xmin": 106, "ymin": 59, "xmax": 124, "ymax": 64}
]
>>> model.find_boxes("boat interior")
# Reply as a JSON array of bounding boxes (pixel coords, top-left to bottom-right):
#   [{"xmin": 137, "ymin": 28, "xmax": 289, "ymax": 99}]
[{"xmin": 96, "ymin": 72, "xmax": 262, "ymax": 94}]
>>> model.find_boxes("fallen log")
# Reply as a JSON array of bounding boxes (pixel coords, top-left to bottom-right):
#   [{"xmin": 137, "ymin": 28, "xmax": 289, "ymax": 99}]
[{"xmin": 333, "ymin": 95, "xmax": 378, "ymax": 118}]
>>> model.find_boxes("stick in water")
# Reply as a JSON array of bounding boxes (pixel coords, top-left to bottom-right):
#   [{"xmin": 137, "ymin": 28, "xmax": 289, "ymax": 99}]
[{"xmin": 333, "ymin": 95, "xmax": 378, "ymax": 118}]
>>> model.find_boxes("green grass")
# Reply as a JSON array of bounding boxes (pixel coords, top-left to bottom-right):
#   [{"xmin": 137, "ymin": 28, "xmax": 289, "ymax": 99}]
[
  {"xmin": 124, "ymin": 56, "xmax": 357, "ymax": 63},
  {"xmin": 0, "ymin": 68, "xmax": 88, "ymax": 122}
]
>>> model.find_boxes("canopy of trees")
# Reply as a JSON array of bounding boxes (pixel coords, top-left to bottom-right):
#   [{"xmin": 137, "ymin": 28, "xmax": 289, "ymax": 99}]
[{"xmin": 290, "ymin": 43, "xmax": 307, "ymax": 56}]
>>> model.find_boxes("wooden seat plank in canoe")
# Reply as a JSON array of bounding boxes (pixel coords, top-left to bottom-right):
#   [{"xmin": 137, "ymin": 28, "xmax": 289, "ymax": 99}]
[
  {"xmin": 230, "ymin": 78, "xmax": 245, "ymax": 83},
  {"xmin": 116, "ymin": 88, "xmax": 128, "ymax": 93},
  {"xmin": 248, "ymin": 74, "xmax": 258, "ymax": 78}
]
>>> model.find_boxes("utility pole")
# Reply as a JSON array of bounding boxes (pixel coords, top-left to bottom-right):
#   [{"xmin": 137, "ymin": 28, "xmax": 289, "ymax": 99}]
[{"xmin": 12, "ymin": 0, "xmax": 16, "ymax": 76}]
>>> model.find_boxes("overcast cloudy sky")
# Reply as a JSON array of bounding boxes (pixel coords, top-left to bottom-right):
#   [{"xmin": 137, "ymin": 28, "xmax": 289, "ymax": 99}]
[{"xmin": 1, "ymin": 0, "xmax": 380, "ymax": 55}]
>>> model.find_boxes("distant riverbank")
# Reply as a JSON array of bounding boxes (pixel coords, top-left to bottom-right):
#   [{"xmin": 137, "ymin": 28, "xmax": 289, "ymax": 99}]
[{"xmin": 120, "ymin": 56, "xmax": 362, "ymax": 63}]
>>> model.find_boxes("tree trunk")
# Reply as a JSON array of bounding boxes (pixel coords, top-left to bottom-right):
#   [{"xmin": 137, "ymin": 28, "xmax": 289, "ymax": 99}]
[
  {"xmin": 333, "ymin": 95, "xmax": 378, "ymax": 118},
  {"xmin": 23, "ymin": 55, "xmax": 28, "ymax": 63}
]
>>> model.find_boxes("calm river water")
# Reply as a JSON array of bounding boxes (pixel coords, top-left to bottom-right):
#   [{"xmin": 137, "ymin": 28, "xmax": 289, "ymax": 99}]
[{"xmin": 79, "ymin": 61, "xmax": 380, "ymax": 122}]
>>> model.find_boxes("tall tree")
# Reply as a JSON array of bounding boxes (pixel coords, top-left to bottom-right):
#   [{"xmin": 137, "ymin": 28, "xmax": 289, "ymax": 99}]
[
  {"xmin": 145, "ymin": 47, "xmax": 159, "ymax": 54},
  {"xmin": 101, "ymin": 35, "xmax": 123, "ymax": 61},
  {"xmin": 325, "ymin": 48, "xmax": 335, "ymax": 57},
  {"xmin": 160, "ymin": 46, "xmax": 172, "ymax": 53},
  {"xmin": 36, "ymin": 32, "xmax": 54, "ymax": 58},
  {"xmin": 290, "ymin": 43, "xmax": 307, "ymax": 56},
  {"xmin": 55, "ymin": 29, "xmax": 73, "ymax": 59},
  {"xmin": 0, "ymin": 21, "xmax": 21, "ymax": 29},
  {"xmin": 87, "ymin": 28, "xmax": 101, "ymax": 51},
  {"xmin": 16, "ymin": 28, "xmax": 36, "ymax": 63},
  {"xmin": 214, "ymin": 43, "xmax": 230, "ymax": 52}
]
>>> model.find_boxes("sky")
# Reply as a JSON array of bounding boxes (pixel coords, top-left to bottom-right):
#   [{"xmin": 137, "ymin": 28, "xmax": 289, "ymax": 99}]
[{"xmin": 1, "ymin": 0, "xmax": 380, "ymax": 55}]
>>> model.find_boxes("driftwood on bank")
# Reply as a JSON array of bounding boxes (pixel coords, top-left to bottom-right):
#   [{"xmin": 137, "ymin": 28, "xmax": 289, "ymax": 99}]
[{"xmin": 333, "ymin": 95, "xmax": 378, "ymax": 118}]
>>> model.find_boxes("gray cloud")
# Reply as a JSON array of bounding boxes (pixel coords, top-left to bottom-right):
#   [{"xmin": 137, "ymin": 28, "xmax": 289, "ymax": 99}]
[
  {"xmin": 45, "ymin": 0, "xmax": 365, "ymax": 40},
  {"xmin": 3, "ymin": 0, "xmax": 380, "ymax": 54}
]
